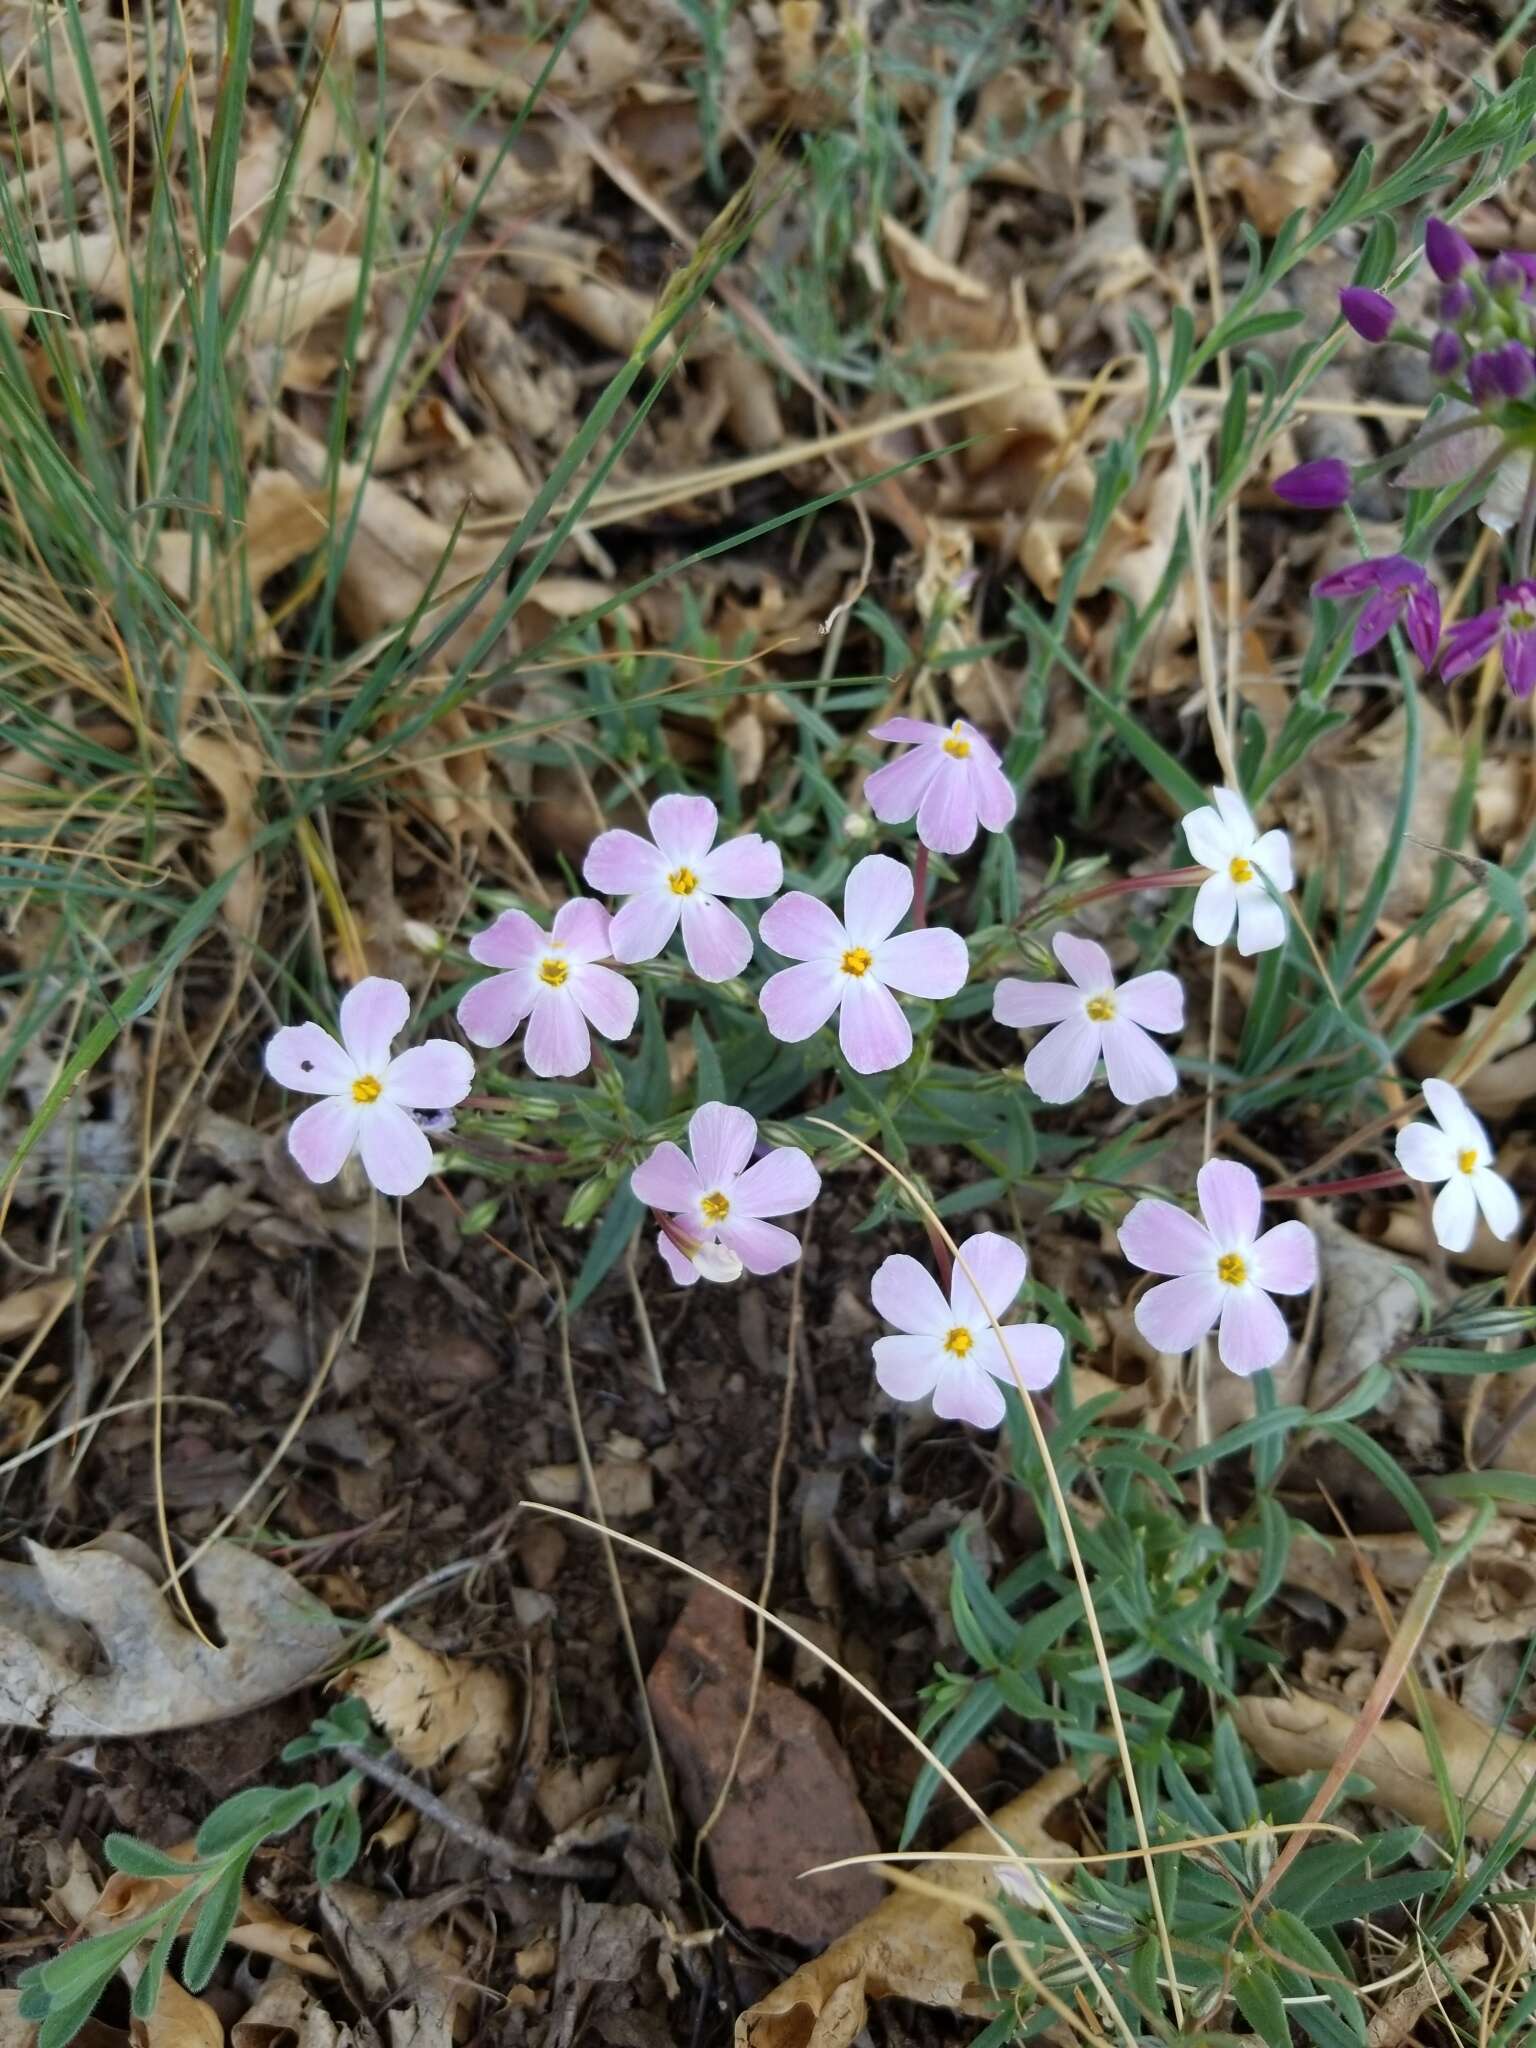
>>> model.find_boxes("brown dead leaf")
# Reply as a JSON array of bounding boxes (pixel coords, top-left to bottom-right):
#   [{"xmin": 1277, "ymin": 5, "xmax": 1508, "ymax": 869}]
[
  {"xmin": 525, "ymin": 1458, "xmax": 654, "ymax": 1520},
  {"xmin": 182, "ymin": 734, "xmax": 262, "ymax": 939},
  {"xmin": 0, "ymin": 1279, "xmax": 72, "ymax": 1339},
  {"xmin": 732, "ymin": 1760, "xmax": 1102, "ymax": 2048},
  {"xmin": 1235, "ymin": 1690, "xmax": 1536, "ymax": 1843},
  {"xmin": 127, "ymin": 1972, "xmax": 220, "ymax": 2048},
  {"xmin": 339, "ymin": 1626, "xmax": 515, "ymax": 1786}
]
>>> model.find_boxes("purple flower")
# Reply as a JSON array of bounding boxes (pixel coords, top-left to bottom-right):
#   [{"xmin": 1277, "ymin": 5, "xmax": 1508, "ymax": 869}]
[
  {"xmin": 1395, "ymin": 1079, "xmax": 1519, "ymax": 1253},
  {"xmin": 1426, "ymin": 217, "xmax": 1477, "ymax": 282},
  {"xmin": 993, "ymin": 933, "xmax": 1183, "ymax": 1106},
  {"xmin": 632, "ymin": 1102, "xmax": 820, "ymax": 1288},
  {"xmin": 1272, "ymin": 459, "xmax": 1352, "ymax": 509},
  {"xmin": 456, "ymin": 899, "xmax": 638, "ymax": 1077},
  {"xmin": 863, "ymin": 715, "xmax": 1016, "ymax": 856},
  {"xmin": 1428, "ymin": 329, "xmax": 1464, "ymax": 378},
  {"xmin": 1439, "ymin": 580, "xmax": 1536, "ymax": 697},
  {"xmin": 1119, "ymin": 1160, "xmax": 1317, "ymax": 1377},
  {"xmin": 758, "ymin": 853, "xmax": 967, "ymax": 1075},
  {"xmin": 582, "ymin": 794, "xmax": 781, "ymax": 983},
  {"xmin": 265, "ymin": 977, "xmax": 474, "ymax": 1197},
  {"xmin": 1338, "ymin": 286, "xmax": 1397, "ymax": 342},
  {"xmin": 1181, "ymin": 789, "xmax": 1293, "ymax": 956},
  {"xmin": 1439, "ymin": 280, "xmax": 1474, "ymax": 323},
  {"xmin": 1311, "ymin": 554, "xmax": 1442, "ymax": 667},
  {"xmin": 870, "ymin": 1231, "xmax": 1062, "ymax": 1429},
  {"xmin": 1468, "ymin": 342, "xmax": 1536, "ymax": 407}
]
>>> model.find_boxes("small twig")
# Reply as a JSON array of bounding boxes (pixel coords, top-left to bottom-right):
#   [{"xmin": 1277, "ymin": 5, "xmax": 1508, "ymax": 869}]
[{"xmin": 337, "ymin": 1744, "xmax": 609, "ymax": 1882}]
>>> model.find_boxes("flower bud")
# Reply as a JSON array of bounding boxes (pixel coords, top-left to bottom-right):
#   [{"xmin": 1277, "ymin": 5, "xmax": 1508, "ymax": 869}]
[
  {"xmin": 1426, "ymin": 216, "xmax": 1477, "ymax": 281},
  {"xmin": 1439, "ymin": 280, "xmax": 1475, "ymax": 323},
  {"xmin": 1338, "ymin": 286, "xmax": 1396, "ymax": 342},
  {"xmin": 1428, "ymin": 328, "xmax": 1464, "ymax": 377},
  {"xmin": 1485, "ymin": 253, "xmax": 1526, "ymax": 296},
  {"xmin": 562, "ymin": 1173, "xmax": 614, "ymax": 1228},
  {"xmin": 1272, "ymin": 458, "xmax": 1352, "ymax": 509}
]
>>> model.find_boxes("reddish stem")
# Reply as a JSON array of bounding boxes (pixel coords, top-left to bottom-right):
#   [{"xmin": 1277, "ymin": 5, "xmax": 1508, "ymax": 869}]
[
  {"xmin": 912, "ymin": 841, "xmax": 929, "ymax": 927},
  {"xmin": 1265, "ymin": 1167, "xmax": 1409, "ymax": 1202},
  {"xmin": 1066, "ymin": 865, "xmax": 1209, "ymax": 908}
]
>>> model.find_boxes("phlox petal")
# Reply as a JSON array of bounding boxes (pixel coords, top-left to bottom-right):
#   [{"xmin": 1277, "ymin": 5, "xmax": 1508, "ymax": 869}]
[
  {"xmin": 869, "ymin": 716, "xmax": 946, "ymax": 744},
  {"xmin": 699, "ymin": 834, "xmax": 782, "ymax": 898},
  {"xmin": 874, "ymin": 927, "xmax": 968, "ymax": 999},
  {"xmin": 968, "ymin": 752, "xmax": 1017, "ymax": 832},
  {"xmin": 717, "ymin": 1215, "xmax": 802, "ymax": 1275},
  {"xmin": 1025, "ymin": 1017, "xmax": 1102, "ymax": 1103},
  {"xmin": 339, "ymin": 977, "xmax": 408, "ymax": 1072},
  {"xmin": 680, "ymin": 895, "xmax": 754, "ymax": 981},
  {"xmin": 1100, "ymin": 1018, "xmax": 1177, "ymax": 1105},
  {"xmin": 358, "ymin": 1100, "xmax": 434, "ymax": 1197},
  {"xmin": 759, "ymin": 891, "xmax": 846, "ymax": 963},
  {"xmin": 949, "ymin": 1232, "xmax": 1027, "ymax": 1329},
  {"xmin": 657, "ymin": 1231, "xmax": 701, "ymax": 1287},
  {"xmin": 1135, "ymin": 1273, "xmax": 1224, "ymax": 1354},
  {"xmin": 1505, "ymin": 623, "xmax": 1536, "ymax": 697},
  {"xmin": 843, "ymin": 854, "xmax": 913, "ymax": 947},
  {"xmin": 550, "ymin": 897, "xmax": 614, "ymax": 963},
  {"xmin": 688, "ymin": 1103, "xmax": 757, "ymax": 1187},
  {"xmin": 266, "ymin": 1022, "xmax": 356, "ymax": 1095},
  {"xmin": 1252, "ymin": 829, "xmax": 1295, "ymax": 892},
  {"xmin": 1211, "ymin": 787, "xmax": 1259, "ymax": 842},
  {"xmin": 1473, "ymin": 1167, "xmax": 1520, "ymax": 1240},
  {"xmin": 1351, "ymin": 589, "xmax": 1403, "ymax": 656},
  {"xmin": 1432, "ymin": 1175, "xmax": 1479, "ymax": 1252},
  {"xmin": 609, "ymin": 891, "xmax": 683, "ymax": 964},
  {"xmin": 915, "ymin": 765, "xmax": 979, "ymax": 854},
  {"xmin": 1250, "ymin": 1220, "xmax": 1317, "ymax": 1295},
  {"xmin": 469, "ymin": 908, "xmax": 543, "ymax": 969},
  {"xmin": 1233, "ymin": 888, "xmax": 1287, "ymax": 956},
  {"xmin": 631, "ymin": 1142, "xmax": 702, "ymax": 1212},
  {"xmin": 731, "ymin": 1147, "xmax": 820, "ymax": 1219},
  {"xmin": 1423, "ymin": 1078, "xmax": 1487, "ymax": 1153},
  {"xmin": 573, "ymin": 963, "xmax": 638, "ymax": 1043},
  {"xmin": 760, "ymin": 960, "xmax": 844, "ymax": 1042},
  {"xmin": 1217, "ymin": 1287, "xmax": 1290, "ymax": 1376},
  {"xmin": 1117, "ymin": 970, "xmax": 1184, "ymax": 1034},
  {"xmin": 1052, "ymin": 932, "xmax": 1113, "ymax": 991},
  {"xmin": 1197, "ymin": 1160, "xmax": 1262, "ymax": 1246},
  {"xmin": 583, "ymin": 827, "xmax": 668, "ymax": 895},
  {"xmin": 288, "ymin": 1096, "xmax": 362, "ymax": 1184},
  {"xmin": 1182, "ymin": 804, "xmax": 1236, "ymax": 873},
  {"xmin": 871, "ymin": 1252, "xmax": 952, "ymax": 1336},
  {"xmin": 993, "ymin": 978, "xmax": 1078, "ymax": 1028},
  {"xmin": 1192, "ymin": 873, "xmax": 1238, "ymax": 945},
  {"xmin": 839, "ymin": 973, "xmax": 912, "ymax": 1073},
  {"xmin": 1119, "ymin": 1198, "xmax": 1214, "ymax": 1277},
  {"xmin": 384, "ymin": 1042, "xmax": 474, "ymax": 1108},
  {"xmin": 863, "ymin": 747, "xmax": 942, "ymax": 825},
  {"xmin": 1439, "ymin": 613, "xmax": 1501, "ymax": 681},
  {"xmin": 932, "ymin": 1358, "xmax": 1006, "ymax": 1430},
  {"xmin": 1395, "ymin": 1121, "xmax": 1458, "ymax": 1183},
  {"xmin": 873, "ymin": 1333, "xmax": 941, "ymax": 1402},
  {"xmin": 994, "ymin": 1322, "xmax": 1064, "ymax": 1392},
  {"xmin": 647, "ymin": 793, "xmax": 718, "ymax": 865},
  {"xmin": 524, "ymin": 989, "xmax": 592, "ymax": 1077},
  {"xmin": 457, "ymin": 970, "xmax": 532, "ymax": 1048}
]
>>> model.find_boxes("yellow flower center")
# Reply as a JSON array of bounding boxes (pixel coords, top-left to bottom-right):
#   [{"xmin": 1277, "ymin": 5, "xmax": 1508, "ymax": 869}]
[
  {"xmin": 942, "ymin": 722, "xmax": 971, "ymax": 760},
  {"xmin": 1085, "ymin": 994, "xmax": 1116, "ymax": 1023},
  {"xmin": 1217, "ymin": 1252, "xmax": 1247, "ymax": 1286},
  {"xmin": 1458, "ymin": 1147, "xmax": 1479, "ymax": 1175},
  {"xmin": 1509, "ymin": 607, "xmax": 1536, "ymax": 631},
  {"xmin": 841, "ymin": 946, "xmax": 874, "ymax": 977},
  {"xmin": 668, "ymin": 866, "xmax": 698, "ymax": 896},
  {"xmin": 351, "ymin": 1074, "xmax": 382, "ymax": 1105},
  {"xmin": 942, "ymin": 1326, "xmax": 974, "ymax": 1356},
  {"xmin": 1228, "ymin": 855, "xmax": 1255, "ymax": 885},
  {"xmin": 538, "ymin": 956, "xmax": 570, "ymax": 988},
  {"xmin": 700, "ymin": 1190, "xmax": 730, "ymax": 1222}
]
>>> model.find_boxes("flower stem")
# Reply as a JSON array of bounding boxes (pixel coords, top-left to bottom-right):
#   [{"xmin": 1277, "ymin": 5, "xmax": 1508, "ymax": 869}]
[
  {"xmin": 912, "ymin": 840, "xmax": 929, "ymax": 927},
  {"xmin": 1265, "ymin": 1166, "xmax": 1409, "ymax": 1202}
]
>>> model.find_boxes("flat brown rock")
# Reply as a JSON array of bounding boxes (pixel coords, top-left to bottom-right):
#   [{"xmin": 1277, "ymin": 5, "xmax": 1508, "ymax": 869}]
[{"xmin": 646, "ymin": 1585, "xmax": 885, "ymax": 1946}]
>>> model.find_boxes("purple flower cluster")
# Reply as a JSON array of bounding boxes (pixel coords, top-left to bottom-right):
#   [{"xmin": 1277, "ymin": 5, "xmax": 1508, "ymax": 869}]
[{"xmin": 1308, "ymin": 553, "xmax": 1536, "ymax": 696}]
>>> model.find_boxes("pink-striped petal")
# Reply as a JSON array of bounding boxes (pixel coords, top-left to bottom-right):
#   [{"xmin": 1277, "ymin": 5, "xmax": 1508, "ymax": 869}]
[
  {"xmin": 1197, "ymin": 1159, "xmax": 1262, "ymax": 1247},
  {"xmin": 993, "ymin": 978, "xmax": 1079, "ymax": 1029},
  {"xmin": 759, "ymin": 890, "xmax": 847, "ymax": 963},
  {"xmin": 759, "ymin": 960, "xmax": 844, "ymax": 1042},
  {"xmin": 647, "ymin": 793, "xmax": 718, "ymax": 865},
  {"xmin": 551, "ymin": 897, "xmax": 614, "ymax": 963},
  {"xmin": 915, "ymin": 764, "xmax": 980, "ymax": 855},
  {"xmin": 571, "ymin": 962, "xmax": 638, "ymax": 1044},
  {"xmin": 358, "ymin": 1100, "xmax": 434, "ymax": 1197},
  {"xmin": 873, "ymin": 927, "xmax": 968, "ymax": 999},
  {"xmin": 842, "ymin": 854, "xmax": 913, "ymax": 948},
  {"xmin": 457, "ymin": 969, "xmax": 534, "ymax": 1048},
  {"xmin": 716, "ymin": 1214, "xmax": 802, "ymax": 1275},
  {"xmin": 730, "ymin": 1146, "xmax": 820, "ymax": 1219},
  {"xmin": 966, "ymin": 751, "xmax": 1017, "ymax": 832},
  {"xmin": 657, "ymin": 1230, "xmax": 701, "ymax": 1287},
  {"xmin": 265, "ymin": 1022, "xmax": 355, "ymax": 1095},
  {"xmin": 1116, "ymin": 970, "xmax": 1183, "ymax": 1033},
  {"xmin": 631, "ymin": 1142, "xmax": 703, "ymax": 1212},
  {"xmin": 838, "ymin": 973, "xmax": 912, "ymax": 1073},
  {"xmin": 1024, "ymin": 1016, "xmax": 1102, "ymax": 1104},
  {"xmin": 1233, "ymin": 888, "xmax": 1286, "ymax": 956},
  {"xmin": 871, "ymin": 1252, "xmax": 952, "ymax": 1336},
  {"xmin": 609, "ymin": 890, "xmax": 683, "ymax": 964},
  {"xmin": 1217, "ymin": 1287, "xmax": 1290, "ymax": 1376},
  {"xmin": 699, "ymin": 834, "xmax": 783, "ymax": 898},
  {"xmin": 679, "ymin": 894, "xmax": 754, "ymax": 981},
  {"xmin": 1099, "ymin": 1018, "xmax": 1178, "ymax": 1105},
  {"xmin": 873, "ymin": 1333, "xmax": 942, "ymax": 1402},
  {"xmin": 992, "ymin": 1323, "xmax": 1063, "ymax": 1392},
  {"xmin": 383, "ymin": 1041, "xmax": 474, "ymax": 1108},
  {"xmin": 949, "ymin": 1232, "xmax": 1027, "ymax": 1329},
  {"xmin": 864, "ymin": 745, "xmax": 943, "ymax": 825},
  {"xmin": 932, "ymin": 1357, "xmax": 1006, "ymax": 1429},
  {"xmin": 688, "ymin": 1102, "xmax": 757, "ymax": 1188},
  {"xmin": 1192, "ymin": 873, "xmax": 1238, "ymax": 945},
  {"xmin": 1247, "ymin": 1220, "xmax": 1316, "ymax": 1296},
  {"xmin": 583, "ymin": 827, "xmax": 669, "ymax": 896},
  {"xmin": 468, "ymin": 908, "xmax": 544, "ymax": 969},
  {"xmin": 287, "ymin": 1095, "xmax": 362, "ymax": 1184},
  {"xmin": 1118, "ymin": 1198, "xmax": 1214, "ymax": 1277},
  {"xmin": 1135, "ymin": 1273, "xmax": 1224, "ymax": 1354},
  {"xmin": 339, "ymin": 977, "xmax": 409, "ymax": 1072},
  {"xmin": 869, "ymin": 716, "xmax": 946, "ymax": 745},
  {"xmin": 523, "ymin": 987, "xmax": 593, "ymax": 1077},
  {"xmin": 1052, "ymin": 933, "xmax": 1114, "ymax": 992}
]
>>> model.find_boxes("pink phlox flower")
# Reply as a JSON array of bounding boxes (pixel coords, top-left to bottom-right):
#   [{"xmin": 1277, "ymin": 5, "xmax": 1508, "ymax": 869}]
[
  {"xmin": 758, "ymin": 853, "xmax": 968, "ymax": 1075},
  {"xmin": 1181, "ymin": 787, "xmax": 1293, "ymax": 956},
  {"xmin": 862, "ymin": 714, "xmax": 1017, "ymax": 856},
  {"xmin": 1394, "ymin": 1078, "xmax": 1519, "ymax": 1253},
  {"xmin": 1118, "ymin": 1159, "xmax": 1317, "ymax": 1377},
  {"xmin": 1439, "ymin": 580, "xmax": 1536, "ymax": 698},
  {"xmin": 456, "ymin": 898, "xmax": 638, "ymax": 1078},
  {"xmin": 265, "ymin": 976, "xmax": 473, "ymax": 1197},
  {"xmin": 870, "ymin": 1231, "xmax": 1062, "ymax": 1430},
  {"xmin": 582, "ymin": 793, "xmax": 782, "ymax": 982},
  {"xmin": 630, "ymin": 1102, "xmax": 820, "ymax": 1288},
  {"xmin": 993, "ymin": 933, "xmax": 1183, "ymax": 1106},
  {"xmin": 1311, "ymin": 555, "xmax": 1441, "ymax": 668}
]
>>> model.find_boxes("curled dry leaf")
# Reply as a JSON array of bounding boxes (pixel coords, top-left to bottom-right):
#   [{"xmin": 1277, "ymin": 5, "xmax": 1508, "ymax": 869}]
[
  {"xmin": 732, "ymin": 1760, "xmax": 1102, "ymax": 2048},
  {"xmin": 231, "ymin": 1966, "xmax": 351, "ymax": 2048},
  {"xmin": 338, "ymin": 1626, "xmax": 515, "ymax": 1787},
  {"xmin": 182, "ymin": 734, "xmax": 263, "ymax": 940},
  {"xmin": 1235, "ymin": 1690, "xmax": 1536, "ymax": 1845},
  {"xmin": 0, "ymin": 1533, "xmax": 340, "ymax": 1736}
]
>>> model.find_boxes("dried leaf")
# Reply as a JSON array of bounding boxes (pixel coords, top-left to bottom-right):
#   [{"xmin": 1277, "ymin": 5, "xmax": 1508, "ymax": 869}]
[
  {"xmin": 338, "ymin": 1626, "xmax": 515, "ymax": 1786},
  {"xmin": 182, "ymin": 734, "xmax": 262, "ymax": 939}
]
